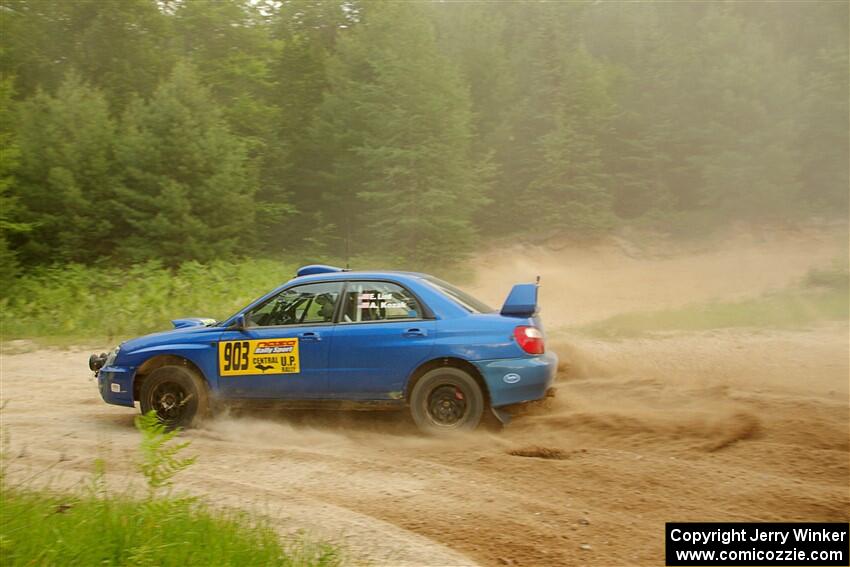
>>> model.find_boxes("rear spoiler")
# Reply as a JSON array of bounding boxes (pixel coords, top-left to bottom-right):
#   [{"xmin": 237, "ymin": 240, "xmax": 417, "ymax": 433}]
[{"xmin": 500, "ymin": 282, "xmax": 539, "ymax": 317}]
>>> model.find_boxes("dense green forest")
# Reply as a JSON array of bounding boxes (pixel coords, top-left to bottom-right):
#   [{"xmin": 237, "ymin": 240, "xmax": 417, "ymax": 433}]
[{"xmin": 1, "ymin": 0, "xmax": 847, "ymax": 282}]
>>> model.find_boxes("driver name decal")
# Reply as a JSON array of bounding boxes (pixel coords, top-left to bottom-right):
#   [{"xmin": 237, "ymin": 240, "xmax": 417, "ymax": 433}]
[{"xmin": 219, "ymin": 339, "xmax": 300, "ymax": 376}]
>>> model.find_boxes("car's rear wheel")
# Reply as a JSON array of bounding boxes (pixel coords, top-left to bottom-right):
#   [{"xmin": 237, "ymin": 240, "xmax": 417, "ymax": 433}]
[
  {"xmin": 409, "ymin": 367, "xmax": 485, "ymax": 433},
  {"xmin": 140, "ymin": 365, "xmax": 209, "ymax": 430}
]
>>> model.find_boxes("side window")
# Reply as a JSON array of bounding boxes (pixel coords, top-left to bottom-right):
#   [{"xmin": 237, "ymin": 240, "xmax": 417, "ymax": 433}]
[
  {"xmin": 246, "ymin": 282, "xmax": 342, "ymax": 327},
  {"xmin": 341, "ymin": 281, "xmax": 423, "ymax": 323}
]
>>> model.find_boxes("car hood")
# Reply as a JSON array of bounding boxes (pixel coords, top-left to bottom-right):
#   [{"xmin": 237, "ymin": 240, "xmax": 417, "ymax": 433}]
[{"xmin": 120, "ymin": 323, "xmax": 222, "ymax": 354}]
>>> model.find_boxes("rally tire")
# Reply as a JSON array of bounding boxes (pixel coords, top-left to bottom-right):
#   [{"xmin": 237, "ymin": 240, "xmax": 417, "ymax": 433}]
[
  {"xmin": 139, "ymin": 365, "xmax": 209, "ymax": 430},
  {"xmin": 409, "ymin": 367, "xmax": 485, "ymax": 434}
]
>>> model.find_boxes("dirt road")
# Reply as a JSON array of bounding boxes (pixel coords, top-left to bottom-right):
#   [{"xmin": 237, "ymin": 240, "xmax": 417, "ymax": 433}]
[
  {"xmin": 2, "ymin": 229, "xmax": 848, "ymax": 566},
  {"xmin": 2, "ymin": 323, "xmax": 847, "ymax": 566}
]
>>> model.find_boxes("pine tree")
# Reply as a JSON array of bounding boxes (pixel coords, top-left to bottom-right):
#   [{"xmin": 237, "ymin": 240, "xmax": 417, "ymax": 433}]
[
  {"xmin": 266, "ymin": 0, "xmax": 361, "ymax": 252},
  {"xmin": 0, "ymin": 0, "xmax": 175, "ymax": 110},
  {"xmin": 172, "ymin": 0, "xmax": 289, "ymax": 250},
  {"xmin": 689, "ymin": 6, "xmax": 803, "ymax": 221},
  {"xmin": 312, "ymin": 2, "xmax": 486, "ymax": 266},
  {"xmin": 0, "ymin": 0, "xmax": 845, "ymax": 272},
  {"xmin": 13, "ymin": 73, "xmax": 119, "ymax": 264},
  {"xmin": 0, "ymin": 78, "xmax": 26, "ymax": 289},
  {"xmin": 528, "ymin": 45, "xmax": 617, "ymax": 236},
  {"xmin": 429, "ymin": 2, "xmax": 512, "ymax": 159},
  {"xmin": 114, "ymin": 62, "xmax": 258, "ymax": 264},
  {"xmin": 585, "ymin": 2, "xmax": 809, "ymax": 226},
  {"xmin": 583, "ymin": 2, "xmax": 680, "ymax": 220},
  {"xmin": 486, "ymin": 3, "xmax": 616, "ymax": 237}
]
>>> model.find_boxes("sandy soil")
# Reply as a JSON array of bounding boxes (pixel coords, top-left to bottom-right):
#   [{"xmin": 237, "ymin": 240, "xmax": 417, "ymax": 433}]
[{"xmin": 2, "ymin": 229, "xmax": 848, "ymax": 566}]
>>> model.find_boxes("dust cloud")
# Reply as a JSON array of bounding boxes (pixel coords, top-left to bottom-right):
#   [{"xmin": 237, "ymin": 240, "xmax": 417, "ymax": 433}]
[
  {"xmin": 476, "ymin": 225, "xmax": 848, "ymax": 462},
  {"xmin": 467, "ymin": 224, "xmax": 846, "ymax": 326}
]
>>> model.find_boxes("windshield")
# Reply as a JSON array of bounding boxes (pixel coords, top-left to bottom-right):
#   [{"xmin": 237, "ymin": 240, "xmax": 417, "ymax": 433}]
[{"xmin": 422, "ymin": 276, "xmax": 494, "ymax": 314}]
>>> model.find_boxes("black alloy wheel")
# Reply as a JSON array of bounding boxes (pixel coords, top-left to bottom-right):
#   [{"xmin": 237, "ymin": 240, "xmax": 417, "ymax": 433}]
[
  {"xmin": 139, "ymin": 365, "xmax": 209, "ymax": 429},
  {"xmin": 410, "ymin": 367, "xmax": 485, "ymax": 433}
]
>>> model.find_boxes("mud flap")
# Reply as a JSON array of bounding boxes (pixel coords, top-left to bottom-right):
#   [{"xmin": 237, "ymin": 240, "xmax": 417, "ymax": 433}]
[{"xmin": 490, "ymin": 406, "xmax": 512, "ymax": 427}]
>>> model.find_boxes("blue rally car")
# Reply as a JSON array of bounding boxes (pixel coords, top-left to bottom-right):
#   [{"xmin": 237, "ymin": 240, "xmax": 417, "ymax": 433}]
[{"xmin": 89, "ymin": 265, "xmax": 557, "ymax": 433}]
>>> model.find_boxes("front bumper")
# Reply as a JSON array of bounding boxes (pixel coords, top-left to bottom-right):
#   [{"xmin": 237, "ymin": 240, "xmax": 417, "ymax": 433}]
[
  {"xmin": 472, "ymin": 351, "xmax": 558, "ymax": 408},
  {"xmin": 96, "ymin": 365, "xmax": 136, "ymax": 407}
]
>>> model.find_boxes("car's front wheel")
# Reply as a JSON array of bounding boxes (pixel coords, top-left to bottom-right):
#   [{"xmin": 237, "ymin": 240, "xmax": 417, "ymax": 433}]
[
  {"xmin": 409, "ymin": 367, "xmax": 485, "ymax": 434},
  {"xmin": 140, "ymin": 365, "xmax": 209, "ymax": 429}
]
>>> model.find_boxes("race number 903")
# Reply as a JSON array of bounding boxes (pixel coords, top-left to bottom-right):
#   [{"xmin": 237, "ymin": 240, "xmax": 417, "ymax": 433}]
[{"xmin": 222, "ymin": 340, "xmax": 249, "ymax": 372}]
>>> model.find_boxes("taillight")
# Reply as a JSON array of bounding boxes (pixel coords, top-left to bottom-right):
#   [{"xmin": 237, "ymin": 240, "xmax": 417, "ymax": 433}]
[{"xmin": 514, "ymin": 325, "xmax": 545, "ymax": 354}]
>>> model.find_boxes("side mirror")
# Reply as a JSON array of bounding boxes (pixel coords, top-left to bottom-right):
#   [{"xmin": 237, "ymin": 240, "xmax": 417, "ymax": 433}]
[{"xmin": 230, "ymin": 314, "xmax": 247, "ymax": 330}]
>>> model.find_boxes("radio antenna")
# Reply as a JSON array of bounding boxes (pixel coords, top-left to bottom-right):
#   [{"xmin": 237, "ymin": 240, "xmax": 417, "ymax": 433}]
[{"xmin": 345, "ymin": 215, "xmax": 351, "ymax": 270}]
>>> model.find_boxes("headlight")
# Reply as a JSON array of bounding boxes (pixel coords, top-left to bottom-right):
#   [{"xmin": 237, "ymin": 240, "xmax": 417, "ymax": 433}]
[{"xmin": 104, "ymin": 346, "xmax": 120, "ymax": 368}]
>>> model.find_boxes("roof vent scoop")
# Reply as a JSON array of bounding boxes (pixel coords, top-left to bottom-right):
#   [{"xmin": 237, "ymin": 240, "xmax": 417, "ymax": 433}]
[{"xmin": 296, "ymin": 264, "xmax": 348, "ymax": 277}]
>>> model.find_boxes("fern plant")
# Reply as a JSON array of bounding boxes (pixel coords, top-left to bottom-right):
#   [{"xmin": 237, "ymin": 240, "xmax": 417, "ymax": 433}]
[{"xmin": 135, "ymin": 411, "xmax": 196, "ymax": 497}]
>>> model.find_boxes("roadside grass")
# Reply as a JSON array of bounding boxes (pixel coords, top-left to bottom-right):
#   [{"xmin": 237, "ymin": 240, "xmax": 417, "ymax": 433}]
[
  {"xmin": 0, "ymin": 491, "xmax": 339, "ymax": 566},
  {"xmin": 0, "ymin": 259, "xmax": 297, "ymax": 340},
  {"xmin": 576, "ymin": 263, "xmax": 849, "ymax": 338},
  {"xmin": 0, "ymin": 412, "xmax": 341, "ymax": 566},
  {"xmin": 0, "ymin": 255, "xmax": 471, "ymax": 342}
]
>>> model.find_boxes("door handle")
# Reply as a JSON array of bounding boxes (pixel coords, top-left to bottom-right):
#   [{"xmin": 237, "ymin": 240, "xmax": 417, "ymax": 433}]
[
  {"xmin": 299, "ymin": 331, "xmax": 321, "ymax": 342},
  {"xmin": 403, "ymin": 328, "xmax": 427, "ymax": 338}
]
